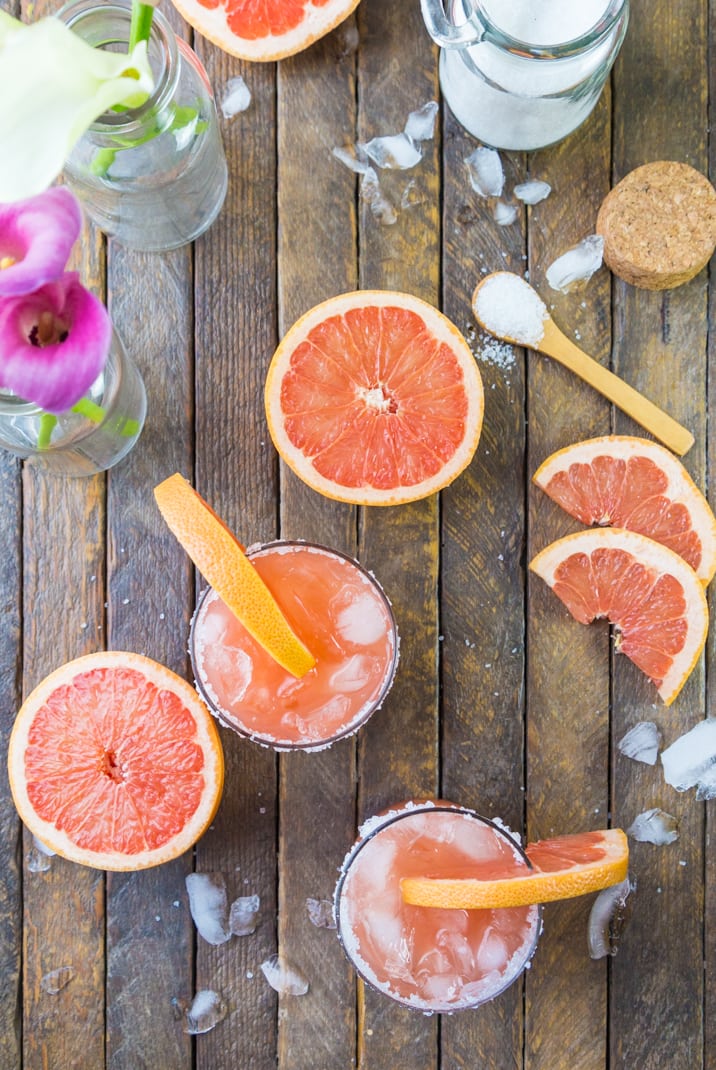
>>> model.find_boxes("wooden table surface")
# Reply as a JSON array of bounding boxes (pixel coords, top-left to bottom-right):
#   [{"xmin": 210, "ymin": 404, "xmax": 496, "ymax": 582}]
[{"xmin": 2, "ymin": 0, "xmax": 714, "ymax": 1067}]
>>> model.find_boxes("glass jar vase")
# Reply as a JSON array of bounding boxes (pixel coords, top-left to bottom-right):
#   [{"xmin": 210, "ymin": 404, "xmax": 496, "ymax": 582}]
[
  {"xmin": 0, "ymin": 330, "xmax": 147, "ymax": 476},
  {"xmin": 58, "ymin": 0, "xmax": 228, "ymax": 252}
]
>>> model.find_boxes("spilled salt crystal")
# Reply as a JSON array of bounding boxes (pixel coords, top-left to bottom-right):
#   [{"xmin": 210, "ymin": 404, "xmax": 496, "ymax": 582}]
[{"xmin": 473, "ymin": 273, "xmax": 548, "ymax": 346}]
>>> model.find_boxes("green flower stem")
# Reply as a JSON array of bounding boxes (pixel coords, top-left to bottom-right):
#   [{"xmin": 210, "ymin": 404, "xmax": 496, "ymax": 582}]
[
  {"xmin": 36, "ymin": 413, "xmax": 58, "ymax": 450},
  {"xmin": 71, "ymin": 397, "xmax": 105, "ymax": 423},
  {"xmin": 129, "ymin": 1, "xmax": 155, "ymax": 50}
]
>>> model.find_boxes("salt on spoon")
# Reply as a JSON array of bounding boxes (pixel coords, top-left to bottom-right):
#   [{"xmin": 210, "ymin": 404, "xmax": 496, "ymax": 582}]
[{"xmin": 471, "ymin": 272, "xmax": 694, "ymax": 457}]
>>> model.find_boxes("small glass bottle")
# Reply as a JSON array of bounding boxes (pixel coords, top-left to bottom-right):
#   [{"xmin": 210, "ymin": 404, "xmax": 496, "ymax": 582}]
[
  {"xmin": 0, "ymin": 330, "xmax": 147, "ymax": 476},
  {"xmin": 58, "ymin": 0, "xmax": 228, "ymax": 252}
]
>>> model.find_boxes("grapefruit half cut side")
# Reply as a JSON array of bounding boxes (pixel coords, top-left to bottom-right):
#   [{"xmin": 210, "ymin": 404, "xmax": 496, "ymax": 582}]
[
  {"xmin": 8, "ymin": 652, "xmax": 224, "ymax": 871},
  {"xmin": 529, "ymin": 527, "xmax": 708, "ymax": 705},
  {"xmin": 533, "ymin": 435, "xmax": 716, "ymax": 584},
  {"xmin": 169, "ymin": 0, "xmax": 362, "ymax": 61},
  {"xmin": 401, "ymin": 828, "xmax": 629, "ymax": 909},
  {"xmin": 264, "ymin": 290, "xmax": 485, "ymax": 506}
]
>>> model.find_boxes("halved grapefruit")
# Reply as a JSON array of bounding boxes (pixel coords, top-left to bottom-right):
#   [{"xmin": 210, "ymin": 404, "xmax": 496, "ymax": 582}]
[
  {"xmin": 401, "ymin": 828, "xmax": 628, "ymax": 909},
  {"xmin": 264, "ymin": 290, "xmax": 485, "ymax": 506},
  {"xmin": 530, "ymin": 527, "xmax": 708, "ymax": 705},
  {"xmin": 8, "ymin": 652, "xmax": 224, "ymax": 871},
  {"xmin": 169, "ymin": 0, "xmax": 361, "ymax": 61},
  {"xmin": 533, "ymin": 435, "xmax": 716, "ymax": 585}
]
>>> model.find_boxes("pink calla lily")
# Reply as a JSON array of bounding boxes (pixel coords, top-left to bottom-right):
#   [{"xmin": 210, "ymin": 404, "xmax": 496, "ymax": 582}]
[
  {"xmin": 0, "ymin": 187, "xmax": 82, "ymax": 296},
  {"xmin": 0, "ymin": 272, "xmax": 111, "ymax": 412}
]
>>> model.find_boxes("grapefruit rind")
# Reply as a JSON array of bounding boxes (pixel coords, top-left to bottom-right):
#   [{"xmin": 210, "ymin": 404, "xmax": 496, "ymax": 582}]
[
  {"xmin": 529, "ymin": 527, "xmax": 708, "ymax": 706},
  {"xmin": 8, "ymin": 652, "xmax": 224, "ymax": 871},
  {"xmin": 533, "ymin": 435, "xmax": 716, "ymax": 585},
  {"xmin": 264, "ymin": 290, "xmax": 485, "ymax": 506},
  {"xmin": 168, "ymin": 0, "xmax": 362, "ymax": 62},
  {"xmin": 400, "ymin": 829, "xmax": 629, "ymax": 909},
  {"xmin": 154, "ymin": 474, "xmax": 315, "ymax": 677}
]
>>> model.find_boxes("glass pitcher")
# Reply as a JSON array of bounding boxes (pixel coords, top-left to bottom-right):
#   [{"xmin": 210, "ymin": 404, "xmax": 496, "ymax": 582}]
[{"xmin": 421, "ymin": 0, "xmax": 629, "ymax": 151}]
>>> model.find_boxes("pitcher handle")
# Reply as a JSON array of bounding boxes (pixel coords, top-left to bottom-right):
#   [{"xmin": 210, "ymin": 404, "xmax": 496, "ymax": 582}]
[{"xmin": 420, "ymin": 0, "xmax": 485, "ymax": 48}]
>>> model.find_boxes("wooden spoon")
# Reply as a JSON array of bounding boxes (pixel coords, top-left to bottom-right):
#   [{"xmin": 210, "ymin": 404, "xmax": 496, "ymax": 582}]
[{"xmin": 472, "ymin": 272, "xmax": 694, "ymax": 457}]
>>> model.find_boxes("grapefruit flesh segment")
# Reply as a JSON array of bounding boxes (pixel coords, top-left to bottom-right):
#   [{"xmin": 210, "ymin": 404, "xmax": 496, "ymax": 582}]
[
  {"xmin": 171, "ymin": 0, "xmax": 361, "ymax": 61},
  {"xmin": 533, "ymin": 435, "xmax": 716, "ymax": 584},
  {"xmin": 529, "ymin": 527, "xmax": 708, "ymax": 705},
  {"xmin": 265, "ymin": 291, "xmax": 484, "ymax": 505},
  {"xmin": 154, "ymin": 473, "xmax": 315, "ymax": 678},
  {"xmin": 8, "ymin": 652, "xmax": 224, "ymax": 871},
  {"xmin": 400, "ymin": 828, "xmax": 629, "ymax": 909}
]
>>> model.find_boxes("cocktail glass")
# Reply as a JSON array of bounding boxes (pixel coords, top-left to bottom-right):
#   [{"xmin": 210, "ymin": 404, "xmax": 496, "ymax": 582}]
[
  {"xmin": 334, "ymin": 800, "xmax": 541, "ymax": 1012},
  {"xmin": 189, "ymin": 541, "xmax": 399, "ymax": 751}
]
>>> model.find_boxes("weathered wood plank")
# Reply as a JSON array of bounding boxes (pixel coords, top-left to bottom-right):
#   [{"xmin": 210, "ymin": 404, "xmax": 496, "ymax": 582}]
[
  {"xmin": 609, "ymin": 2, "xmax": 709, "ymax": 1067},
  {"xmin": 524, "ymin": 96, "xmax": 614, "ymax": 1070},
  {"xmin": 191, "ymin": 44, "xmax": 281, "ymax": 1070},
  {"xmin": 439, "ymin": 111, "xmax": 530, "ymax": 1069},
  {"xmin": 275, "ymin": 18, "xmax": 360, "ymax": 1070}
]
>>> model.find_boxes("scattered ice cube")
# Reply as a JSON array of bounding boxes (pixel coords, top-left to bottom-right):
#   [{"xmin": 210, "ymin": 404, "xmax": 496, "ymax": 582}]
[
  {"xmin": 185, "ymin": 873, "xmax": 231, "ymax": 945},
  {"xmin": 41, "ymin": 966, "xmax": 74, "ymax": 994},
  {"xmin": 627, "ymin": 808, "xmax": 679, "ymax": 845},
  {"xmin": 332, "ymin": 145, "xmax": 370, "ymax": 175},
  {"xmin": 260, "ymin": 955, "xmax": 309, "ymax": 996},
  {"xmin": 493, "ymin": 200, "xmax": 518, "ymax": 226},
  {"xmin": 229, "ymin": 894, "xmax": 260, "ymax": 936},
  {"xmin": 513, "ymin": 180, "xmax": 551, "ymax": 205},
  {"xmin": 401, "ymin": 179, "xmax": 424, "ymax": 209},
  {"xmin": 588, "ymin": 877, "xmax": 636, "ymax": 959},
  {"xmin": 360, "ymin": 168, "xmax": 397, "ymax": 225},
  {"xmin": 221, "ymin": 76, "xmax": 251, "ymax": 118},
  {"xmin": 360, "ymin": 133, "xmax": 422, "ymax": 170},
  {"xmin": 306, "ymin": 897, "xmax": 336, "ymax": 929},
  {"xmin": 545, "ymin": 234, "xmax": 604, "ymax": 293},
  {"xmin": 404, "ymin": 100, "xmax": 439, "ymax": 143},
  {"xmin": 695, "ymin": 766, "xmax": 716, "ymax": 800},
  {"xmin": 464, "ymin": 146, "xmax": 504, "ymax": 198},
  {"xmin": 183, "ymin": 989, "xmax": 228, "ymax": 1035},
  {"xmin": 661, "ymin": 719, "xmax": 716, "ymax": 794},
  {"xmin": 618, "ymin": 721, "xmax": 662, "ymax": 765},
  {"xmin": 27, "ymin": 835, "xmax": 55, "ymax": 873}
]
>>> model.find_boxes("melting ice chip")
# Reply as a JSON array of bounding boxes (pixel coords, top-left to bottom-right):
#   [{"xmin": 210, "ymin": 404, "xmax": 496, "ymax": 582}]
[
  {"xmin": 513, "ymin": 180, "xmax": 551, "ymax": 205},
  {"xmin": 493, "ymin": 200, "xmax": 518, "ymax": 226},
  {"xmin": 661, "ymin": 718, "xmax": 716, "ymax": 794},
  {"xmin": 545, "ymin": 234, "xmax": 604, "ymax": 293},
  {"xmin": 360, "ymin": 133, "xmax": 422, "ymax": 170},
  {"xmin": 588, "ymin": 877, "xmax": 636, "ymax": 959},
  {"xmin": 27, "ymin": 835, "xmax": 55, "ymax": 873},
  {"xmin": 230, "ymin": 894, "xmax": 260, "ymax": 936},
  {"xmin": 185, "ymin": 872, "xmax": 231, "ymax": 946},
  {"xmin": 335, "ymin": 590, "xmax": 387, "ymax": 645},
  {"xmin": 627, "ymin": 807, "xmax": 679, "ymax": 845},
  {"xmin": 306, "ymin": 897, "xmax": 337, "ymax": 929},
  {"xmin": 464, "ymin": 146, "xmax": 504, "ymax": 198},
  {"xmin": 41, "ymin": 966, "xmax": 74, "ymax": 994},
  {"xmin": 404, "ymin": 100, "xmax": 439, "ymax": 143},
  {"xmin": 360, "ymin": 168, "xmax": 397, "ymax": 225},
  {"xmin": 183, "ymin": 989, "xmax": 228, "ymax": 1035},
  {"xmin": 618, "ymin": 721, "xmax": 662, "ymax": 765},
  {"xmin": 221, "ymin": 75, "xmax": 251, "ymax": 118},
  {"xmin": 260, "ymin": 954, "xmax": 309, "ymax": 996},
  {"xmin": 332, "ymin": 145, "xmax": 370, "ymax": 175}
]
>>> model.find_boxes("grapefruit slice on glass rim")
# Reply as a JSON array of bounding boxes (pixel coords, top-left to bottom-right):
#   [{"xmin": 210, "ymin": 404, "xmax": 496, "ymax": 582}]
[
  {"xmin": 169, "ymin": 0, "xmax": 362, "ymax": 61},
  {"xmin": 533, "ymin": 435, "xmax": 716, "ymax": 585},
  {"xmin": 8, "ymin": 652, "xmax": 224, "ymax": 871},
  {"xmin": 530, "ymin": 527, "xmax": 708, "ymax": 706},
  {"xmin": 264, "ymin": 290, "xmax": 485, "ymax": 506},
  {"xmin": 401, "ymin": 827, "xmax": 629, "ymax": 909}
]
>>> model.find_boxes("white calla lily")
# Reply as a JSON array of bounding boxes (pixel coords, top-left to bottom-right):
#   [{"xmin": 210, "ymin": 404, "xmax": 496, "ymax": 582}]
[{"xmin": 0, "ymin": 13, "xmax": 155, "ymax": 202}]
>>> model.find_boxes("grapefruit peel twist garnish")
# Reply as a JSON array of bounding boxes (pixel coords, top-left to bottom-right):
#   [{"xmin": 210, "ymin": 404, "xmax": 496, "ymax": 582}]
[
  {"xmin": 154, "ymin": 473, "xmax": 316, "ymax": 678},
  {"xmin": 400, "ymin": 828, "xmax": 629, "ymax": 910}
]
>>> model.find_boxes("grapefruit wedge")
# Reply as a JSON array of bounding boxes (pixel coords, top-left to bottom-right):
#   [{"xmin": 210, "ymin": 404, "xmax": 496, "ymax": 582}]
[
  {"xmin": 530, "ymin": 527, "xmax": 708, "ymax": 705},
  {"xmin": 401, "ymin": 828, "xmax": 628, "ymax": 909},
  {"xmin": 8, "ymin": 652, "xmax": 224, "ymax": 871},
  {"xmin": 264, "ymin": 290, "xmax": 485, "ymax": 506},
  {"xmin": 154, "ymin": 474, "xmax": 315, "ymax": 677},
  {"xmin": 169, "ymin": 0, "xmax": 361, "ymax": 61},
  {"xmin": 533, "ymin": 435, "xmax": 716, "ymax": 585}
]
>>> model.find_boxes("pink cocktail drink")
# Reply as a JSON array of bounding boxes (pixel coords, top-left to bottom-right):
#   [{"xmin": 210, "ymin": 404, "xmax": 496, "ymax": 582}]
[
  {"xmin": 190, "ymin": 541, "xmax": 398, "ymax": 750},
  {"xmin": 335, "ymin": 802, "xmax": 541, "ymax": 1012}
]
